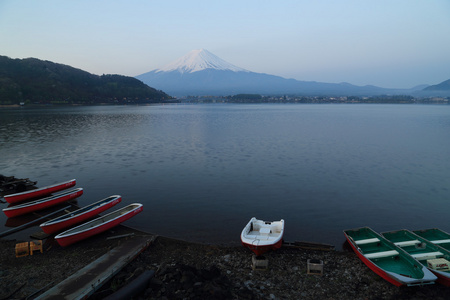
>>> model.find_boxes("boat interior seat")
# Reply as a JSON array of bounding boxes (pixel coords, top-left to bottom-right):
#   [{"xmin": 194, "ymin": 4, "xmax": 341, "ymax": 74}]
[
  {"xmin": 260, "ymin": 227, "xmax": 271, "ymax": 235},
  {"xmin": 411, "ymin": 251, "xmax": 443, "ymax": 260},
  {"xmin": 355, "ymin": 238, "xmax": 380, "ymax": 245},
  {"xmin": 431, "ymin": 239, "xmax": 450, "ymax": 244},
  {"xmin": 394, "ymin": 240, "xmax": 420, "ymax": 247},
  {"xmin": 365, "ymin": 250, "xmax": 399, "ymax": 259}
]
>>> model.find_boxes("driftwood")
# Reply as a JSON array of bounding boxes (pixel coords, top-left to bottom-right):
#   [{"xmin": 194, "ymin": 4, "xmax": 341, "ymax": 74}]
[
  {"xmin": 282, "ymin": 241, "xmax": 335, "ymax": 251},
  {"xmin": 106, "ymin": 233, "xmax": 135, "ymax": 240}
]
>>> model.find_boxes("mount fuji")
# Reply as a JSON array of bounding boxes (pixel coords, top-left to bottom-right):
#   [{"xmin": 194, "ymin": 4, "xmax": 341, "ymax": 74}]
[
  {"xmin": 153, "ymin": 49, "xmax": 248, "ymax": 74},
  {"xmin": 136, "ymin": 49, "xmax": 413, "ymax": 97}
]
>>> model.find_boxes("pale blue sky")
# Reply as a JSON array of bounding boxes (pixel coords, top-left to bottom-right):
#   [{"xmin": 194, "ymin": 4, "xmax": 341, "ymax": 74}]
[{"xmin": 1, "ymin": 0, "xmax": 449, "ymax": 88}]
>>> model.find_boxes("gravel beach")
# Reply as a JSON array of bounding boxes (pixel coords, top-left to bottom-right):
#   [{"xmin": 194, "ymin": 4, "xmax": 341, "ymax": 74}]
[{"xmin": 0, "ymin": 226, "xmax": 448, "ymax": 300}]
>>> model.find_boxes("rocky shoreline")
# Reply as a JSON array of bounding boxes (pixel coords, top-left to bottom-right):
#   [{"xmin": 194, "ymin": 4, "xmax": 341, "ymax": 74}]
[
  {"xmin": 1, "ymin": 225, "xmax": 448, "ymax": 299},
  {"xmin": 93, "ymin": 235, "xmax": 448, "ymax": 300}
]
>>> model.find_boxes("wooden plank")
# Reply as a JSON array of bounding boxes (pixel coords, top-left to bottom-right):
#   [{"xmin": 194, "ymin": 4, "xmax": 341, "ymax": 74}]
[
  {"xmin": 355, "ymin": 238, "xmax": 380, "ymax": 245},
  {"xmin": 411, "ymin": 251, "xmax": 443, "ymax": 260},
  {"xmin": 365, "ymin": 250, "xmax": 399, "ymax": 259},
  {"xmin": 282, "ymin": 241, "xmax": 335, "ymax": 251},
  {"xmin": 431, "ymin": 239, "xmax": 450, "ymax": 244},
  {"xmin": 35, "ymin": 235, "xmax": 155, "ymax": 300},
  {"xmin": 394, "ymin": 240, "xmax": 420, "ymax": 247}
]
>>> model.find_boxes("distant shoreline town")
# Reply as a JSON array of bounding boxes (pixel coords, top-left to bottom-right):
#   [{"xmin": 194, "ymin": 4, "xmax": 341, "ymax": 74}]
[
  {"xmin": 180, "ymin": 94, "xmax": 449, "ymax": 104},
  {"xmin": 1, "ymin": 94, "xmax": 449, "ymax": 107}
]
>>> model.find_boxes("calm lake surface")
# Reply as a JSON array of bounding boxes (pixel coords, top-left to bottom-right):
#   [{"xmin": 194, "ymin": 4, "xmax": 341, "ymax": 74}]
[{"xmin": 1, "ymin": 104, "xmax": 449, "ymax": 249}]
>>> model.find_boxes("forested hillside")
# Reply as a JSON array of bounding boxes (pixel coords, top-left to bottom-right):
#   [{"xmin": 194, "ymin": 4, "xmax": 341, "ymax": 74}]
[
  {"xmin": 0, "ymin": 56, "xmax": 172, "ymax": 105},
  {"xmin": 424, "ymin": 79, "xmax": 450, "ymax": 91}
]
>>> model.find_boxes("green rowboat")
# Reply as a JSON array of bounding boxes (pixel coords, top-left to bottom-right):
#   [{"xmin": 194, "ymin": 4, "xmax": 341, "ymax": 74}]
[
  {"xmin": 344, "ymin": 227, "xmax": 437, "ymax": 286},
  {"xmin": 413, "ymin": 228, "xmax": 450, "ymax": 252},
  {"xmin": 382, "ymin": 229, "xmax": 450, "ymax": 286}
]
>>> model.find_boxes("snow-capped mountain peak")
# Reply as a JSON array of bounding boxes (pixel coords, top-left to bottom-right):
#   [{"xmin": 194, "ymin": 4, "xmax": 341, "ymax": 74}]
[{"xmin": 155, "ymin": 49, "xmax": 248, "ymax": 74}]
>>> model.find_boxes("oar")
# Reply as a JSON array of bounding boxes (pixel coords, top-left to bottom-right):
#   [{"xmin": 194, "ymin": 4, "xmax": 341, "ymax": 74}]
[{"xmin": 0, "ymin": 205, "xmax": 71, "ymax": 238}]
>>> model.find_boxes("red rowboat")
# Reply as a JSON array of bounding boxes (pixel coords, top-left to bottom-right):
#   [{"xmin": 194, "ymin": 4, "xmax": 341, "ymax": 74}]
[
  {"xmin": 55, "ymin": 203, "xmax": 143, "ymax": 247},
  {"xmin": 2, "ymin": 188, "xmax": 83, "ymax": 218},
  {"xmin": 40, "ymin": 195, "xmax": 122, "ymax": 234},
  {"xmin": 4, "ymin": 179, "xmax": 76, "ymax": 204},
  {"xmin": 241, "ymin": 217, "xmax": 284, "ymax": 256}
]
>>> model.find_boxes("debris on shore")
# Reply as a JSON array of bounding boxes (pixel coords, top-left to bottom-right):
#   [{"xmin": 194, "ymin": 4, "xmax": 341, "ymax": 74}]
[
  {"xmin": 90, "ymin": 235, "xmax": 450, "ymax": 300},
  {"xmin": 1, "ymin": 226, "xmax": 449, "ymax": 299}
]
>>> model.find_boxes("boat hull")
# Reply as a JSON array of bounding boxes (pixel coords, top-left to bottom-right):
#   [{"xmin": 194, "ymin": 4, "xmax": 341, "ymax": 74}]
[
  {"xmin": 4, "ymin": 179, "xmax": 76, "ymax": 204},
  {"xmin": 241, "ymin": 239, "xmax": 283, "ymax": 256},
  {"xmin": 344, "ymin": 227, "xmax": 436, "ymax": 286},
  {"xmin": 241, "ymin": 218, "xmax": 284, "ymax": 256},
  {"xmin": 429, "ymin": 269, "xmax": 450, "ymax": 287},
  {"xmin": 2, "ymin": 188, "xmax": 83, "ymax": 218},
  {"xmin": 55, "ymin": 203, "xmax": 143, "ymax": 247},
  {"xmin": 40, "ymin": 195, "xmax": 122, "ymax": 234}
]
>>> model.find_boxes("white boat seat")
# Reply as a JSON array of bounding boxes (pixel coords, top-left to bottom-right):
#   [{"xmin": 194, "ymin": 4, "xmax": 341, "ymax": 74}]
[
  {"xmin": 431, "ymin": 239, "xmax": 450, "ymax": 244},
  {"xmin": 411, "ymin": 252, "xmax": 443, "ymax": 260},
  {"xmin": 355, "ymin": 238, "xmax": 380, "ymax": 245},
  {"xmin": 394, "ymin": 240, "xmax": 420, "ymax": 247},
  {"xmin": 365, "ymin": 250, "xmax": 399, "ymax": 259},
  {"xmin": 260, "ymin": 227, "xmax": 271, "ymax": 235}
]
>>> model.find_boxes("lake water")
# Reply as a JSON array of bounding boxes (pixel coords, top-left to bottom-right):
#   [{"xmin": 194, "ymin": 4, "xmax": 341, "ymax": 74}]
[{"xmin": 1, "ymin": 104, "xmax": 449, "ymax": 249}]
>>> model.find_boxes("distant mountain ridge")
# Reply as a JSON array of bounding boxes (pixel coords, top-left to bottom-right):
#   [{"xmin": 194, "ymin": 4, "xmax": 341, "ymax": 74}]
[
  {"xmin": 136, "ymin": 49, "xmax": 429, "ymax": 97},
  {"xmin": 424, "ymin": 79, "xmax": 450, "ymax": 91},
  {"xmin": 0, "ymin": 55, "xmax": 171, "ymax": 105}
]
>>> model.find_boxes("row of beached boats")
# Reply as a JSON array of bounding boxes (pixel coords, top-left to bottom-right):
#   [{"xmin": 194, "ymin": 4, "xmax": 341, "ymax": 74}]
[
  {"xmin": 2, "ymin": 179, "xmax": 143, "ymax": 247},
  {"xmin": 344, "ymin": 227, "xmax": 450, "ymax": 287},
  {"xmin": 240, "ymin": 219, "xmax": 450, "ymax": 288},
  {"xmin": 3, "ymin": 180, "xmax": 287, "ymax": 253},
  {"xmin": 4, "ymin": 180, "xmax": 450, "ymax": 288}
]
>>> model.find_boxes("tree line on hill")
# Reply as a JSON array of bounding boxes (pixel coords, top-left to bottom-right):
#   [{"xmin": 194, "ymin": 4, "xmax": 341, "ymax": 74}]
[{"xmin": 0, "ymin": 56, "xmax": 173, "ymax": 105}]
